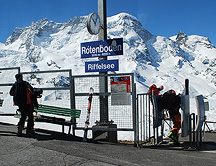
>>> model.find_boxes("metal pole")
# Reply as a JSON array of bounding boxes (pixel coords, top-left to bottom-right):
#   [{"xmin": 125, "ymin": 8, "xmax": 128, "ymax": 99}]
[
  {"xmin": 148, "ymin": 94, "xmax": 151, "ymax": 142},
  {"xmin": 69, "ymin": 70, "xmax": 76, "ymax": 135},
  {"xmin": 133, "ymin": 83, "xmax": 138, "ymax": 147},
  {"xmin": 0, "ymin": 67, "xmax": 20, "ymax": 71},
  {"xmin": 196, "ymin": 130, "xmax": 199, "ymax": 149},
  {"xmin": 98, "ymin": 0, "xmax": 107, "ymax": 41},
  {"xmin": 143, "ymin": 95, "xmax": 145, "ymax": 142},
  {"xmin": 152, "ymin": 93, "xmax": 155, "ymax": 144},
  {"xmin": 70, "ymin": 70, "xmax": 75, "ymax": 109},
  {"xmin": 98, "ymin": 0, "xmax": 108, "ymax": 123},
  {"xmin": 200, "ymin": 130, "xmax": 202, "ymax": 147},
  {"xmin": 18, "ymin": 67, "xmax": 21, "ymax": 74},
  {"xmin": 189, "ymin": 114, "xmax": 192, "ymax": 146},
  {"xmin": 138, "ymin": 95, "xmax": 142, "ymax": 143},
  {"xmin": 196, "ymin": 115, "xmax": 199, "ymax": 148},
  {"xmin": 156, "ymin": 126, "xmax": 159, "ymax": 145},
  {"xmin": 193, "ymin": 113, "xmax": 196, "ymax": 145},
  {"xmin": 144, "ymin": 95, "xmax": 149, "ymax": 141}
]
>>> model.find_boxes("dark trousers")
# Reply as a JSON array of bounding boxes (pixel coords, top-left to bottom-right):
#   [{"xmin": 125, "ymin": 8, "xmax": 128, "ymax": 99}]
[
  {"xmin": 18, "ymin": 104, "xmax": 34, "ymax": 130},
  {"xmin": 168, "ymin": 105, "xmax": 181, "ymax": 133}
]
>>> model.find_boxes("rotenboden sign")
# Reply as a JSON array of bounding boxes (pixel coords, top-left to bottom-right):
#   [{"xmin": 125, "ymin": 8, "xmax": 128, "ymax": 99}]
[
  {"xmin": 85, "ymin": 59, "xmax": 119, "ymax": 72},
  {"xmin": 81, "ymin": 38, "xmax": 123, "ymax": 58}
]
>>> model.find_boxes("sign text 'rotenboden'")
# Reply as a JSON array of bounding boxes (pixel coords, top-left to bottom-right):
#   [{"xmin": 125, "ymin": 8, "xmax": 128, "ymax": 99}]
[{"xmin": 81, "ymin": 38, "xmax": 123, "ymax": 58}]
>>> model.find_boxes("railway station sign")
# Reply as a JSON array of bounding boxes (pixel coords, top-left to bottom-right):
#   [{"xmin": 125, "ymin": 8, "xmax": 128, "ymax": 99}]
[
  {"xmin": 85, "ymin": 59, "xmax": 119, "ymax": 72},
  {"xmin": 81, "ymin": 38, "xmax": 123, "ymax": 58}
]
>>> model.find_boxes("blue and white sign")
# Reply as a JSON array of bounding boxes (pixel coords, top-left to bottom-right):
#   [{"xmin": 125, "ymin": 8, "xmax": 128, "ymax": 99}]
[
  {"xmin": 81, "ymin": 38, "xmax": 123, "ymax": 58},
  {"xmin": 85, "ymin": 59, "xmax": 119, "ymax": 72}
]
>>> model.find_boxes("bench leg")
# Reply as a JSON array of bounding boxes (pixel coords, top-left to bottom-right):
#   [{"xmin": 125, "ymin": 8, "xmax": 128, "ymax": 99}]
[
  {"xmin": 68, "ymin": 124, "xmax": 75, "ymax": 136},
  {"xmin": 71, "ymin": 124, "xmax": 75, "ymax": 136},
  {"xmin": 72, "ymin": 125, "xmax": 75, "ymax": 136},
  {"xmin": 68, "ymin": 125, "xmax": 71, "ymax": 135},
  {"xmin": 62, "ymin": 124, "xmax": 65, "ymax": 134},
  {"xmin": 73, "ymin": 125, "xmax": 76, "ymax": 136},
  {"xmin": 67, "ymin": 123, "xmax": 75, "ymax": 136}
]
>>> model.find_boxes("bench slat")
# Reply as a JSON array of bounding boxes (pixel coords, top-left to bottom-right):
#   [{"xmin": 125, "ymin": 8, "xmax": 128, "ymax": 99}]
[
  {"xmin": 36, "ymin": 104, "xmax": 81, "ymax": 118},
  {"xmin": 37, "ymin": 108, "xmax": 71, "ymax": 116}
]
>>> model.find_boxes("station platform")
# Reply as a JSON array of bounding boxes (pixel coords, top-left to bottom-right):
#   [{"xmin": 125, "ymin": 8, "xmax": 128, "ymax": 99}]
[{"xmin": 0, "ymin": 122, "xmax": 216, "ymax": 166}]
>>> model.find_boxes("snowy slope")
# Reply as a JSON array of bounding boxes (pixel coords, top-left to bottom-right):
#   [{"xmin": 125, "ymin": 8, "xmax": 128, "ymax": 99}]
[{"xmin": 0, "ymin": 13, "xmax": 216, "ymax": 136}]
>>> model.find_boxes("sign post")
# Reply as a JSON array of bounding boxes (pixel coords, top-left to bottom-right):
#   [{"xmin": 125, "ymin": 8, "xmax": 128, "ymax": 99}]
[
  {"xmin": 98, "ymin": 0, "xmax": 109, "ymax": 124},
  {"xmin": 91, "ymin": 0, "xmax": 117, "ymax": 143},
  {"xmin": 84, "ymin": 0, "xmax": 121, "ymax": 142}
]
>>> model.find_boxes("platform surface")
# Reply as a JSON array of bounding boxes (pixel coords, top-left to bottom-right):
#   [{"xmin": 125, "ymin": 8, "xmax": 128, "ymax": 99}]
[{"xmin": 0, "ymin": 122, "xmax": 216, "ymax": 166}]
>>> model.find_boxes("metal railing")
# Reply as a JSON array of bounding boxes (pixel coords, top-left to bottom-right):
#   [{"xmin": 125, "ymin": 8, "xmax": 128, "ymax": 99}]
[
  {"xmin": 136, "ymin": 93, "xmax": 166, "ymax": 146},
  {"xmin": 0, "ymin": 67, "xmax": 211, "ymax": 147},
  {"xmin": 136, "ymin": 93, "xmax": 207, "ymax": 149},
  {"xmin": 72, "ymin": 73, "xmax": 137, "ymax": 143}
]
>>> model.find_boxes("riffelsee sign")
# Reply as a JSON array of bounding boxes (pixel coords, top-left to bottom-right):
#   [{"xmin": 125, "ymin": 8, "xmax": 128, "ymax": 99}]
[{"xmin": 85, "ymin": 59, "xmax": 119, "ymax": 72}]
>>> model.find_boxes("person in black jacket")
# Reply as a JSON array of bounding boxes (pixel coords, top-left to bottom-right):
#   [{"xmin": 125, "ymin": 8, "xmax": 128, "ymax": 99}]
[
  {"xmin": 159, "ymin": 89, "xmax": 181, "ymax": 142},
  {"xmin": 10, "ymin": 74, "xmax": 34, "ymax": 134}
]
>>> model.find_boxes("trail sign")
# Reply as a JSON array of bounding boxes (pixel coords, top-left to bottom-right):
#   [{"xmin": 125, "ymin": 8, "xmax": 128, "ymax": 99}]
[{"xmin": 81, "ymin": 38, "xmax": 123, "ymax": 58}]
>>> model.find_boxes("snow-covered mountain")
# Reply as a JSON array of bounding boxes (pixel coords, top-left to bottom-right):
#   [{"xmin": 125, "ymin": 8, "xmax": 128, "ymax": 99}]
[{"xmin": 0, "ymin": 13, "xmax": 216, "ymax": 99}]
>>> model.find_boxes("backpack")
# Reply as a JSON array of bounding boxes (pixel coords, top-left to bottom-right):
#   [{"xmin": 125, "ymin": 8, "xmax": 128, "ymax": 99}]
[
  {"xmin": 160, "ymin": 90, "xmax": 180, "ymax": 109},
  {"xmin": 10, "ymin": 80, "xmax": 28, "ymax": 106}
]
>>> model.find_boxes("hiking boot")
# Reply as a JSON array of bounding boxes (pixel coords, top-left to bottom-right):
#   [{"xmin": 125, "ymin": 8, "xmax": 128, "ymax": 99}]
[
  {"xmin": 168, "ymin": 130, "xmax": 179, "ymax": 144},
  {"xmin": 168, "ymin": 131, "xmax": 176, "ymax": 138},
  {"xmin": 169, "ymin": 129, "xmax": 178, "ymax": 136},
  {"xmin": 17, "ymin": 126, "xmax": 23, "ymax": 134},
  {"xmin": 26, "ymin": 128, "xmax": 35, "ymax": 135}
]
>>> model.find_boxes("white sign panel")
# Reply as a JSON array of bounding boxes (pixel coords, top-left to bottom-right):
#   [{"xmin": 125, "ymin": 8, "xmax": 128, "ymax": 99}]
[
  {"xmin": 110, "ymin": 76, "xmax": 131, "ymax": 105},
  {"xmin": 195, "ymin": 95, "xmax": 205, "ymax": 131}
]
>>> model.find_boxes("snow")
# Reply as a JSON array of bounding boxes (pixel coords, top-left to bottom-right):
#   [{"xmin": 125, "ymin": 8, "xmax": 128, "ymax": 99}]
[{"xmin": 0, "ymin": 13, "xmax": 216, "ymax": 141}]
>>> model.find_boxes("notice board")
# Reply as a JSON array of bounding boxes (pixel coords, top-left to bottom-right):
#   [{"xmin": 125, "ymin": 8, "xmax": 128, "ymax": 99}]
[{"xmin": 110, "ymin": 76, "xmax": 131, "ymax": 105}]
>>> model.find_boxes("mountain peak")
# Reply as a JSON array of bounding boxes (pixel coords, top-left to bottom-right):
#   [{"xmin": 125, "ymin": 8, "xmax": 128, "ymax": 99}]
[
  {"xmin": 31, "ymin": 18, "xmax": 49, "ymax": 25},
  {"xmin": 115, "ymin": 12, "xmax": 138, "ymax": 21},
  {"xmin": 176, "ymin": 31, "xmax": 188, "ymax": 45},
  {"xmin": 108, "ymin": 13, "xmax": 152, "ymax": 41}
]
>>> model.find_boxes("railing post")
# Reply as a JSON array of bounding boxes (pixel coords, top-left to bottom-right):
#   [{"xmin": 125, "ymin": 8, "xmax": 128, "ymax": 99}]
[
  {"xmin": 193, "ymin": 113, "xmax": 196, "ymax": 145},
  {"xmin": 189, "ymin": 114, "xmax": 192, "ymax": 146},
  {"xmin": 70, "ymin": 70, "xmax": 76, "ymax": 136},
  {"xmin": 134, "ymin": 83, "xmax": 138, "ymax": 147},
  {"xmin": 148, "ymin": 94, "xmax": 151, "ymax": 142}
]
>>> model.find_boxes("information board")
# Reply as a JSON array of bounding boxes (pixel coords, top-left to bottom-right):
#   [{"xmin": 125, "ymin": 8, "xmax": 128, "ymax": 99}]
[{"xmin": 110, "ymin": 76, "xmax": 131, "ymax": 105}]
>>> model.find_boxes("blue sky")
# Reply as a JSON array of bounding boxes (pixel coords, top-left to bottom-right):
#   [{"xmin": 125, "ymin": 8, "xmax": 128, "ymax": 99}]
[{"xmin": 0, "ymin": 0, "xmax": 216, "ymax": 45}]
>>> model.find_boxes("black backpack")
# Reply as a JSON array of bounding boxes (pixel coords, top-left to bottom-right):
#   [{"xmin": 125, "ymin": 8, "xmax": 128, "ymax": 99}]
[
  {"xmin": 159, "ymin": 90, "xmax": 177, "ymax": 109},
  {"xmin": 11, "ymin": 80, "xmax": 28, "ymax": 106}
]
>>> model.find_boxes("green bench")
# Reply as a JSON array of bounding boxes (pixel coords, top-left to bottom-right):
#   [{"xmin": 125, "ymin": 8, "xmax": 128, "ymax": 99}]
[
  {"xmin": 35, "ymin": 104, "xmax": 81, "ymax": 135},
  {"xmin": 0, "ymin": 99, "xmax": 4, "ymax": 107}
]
